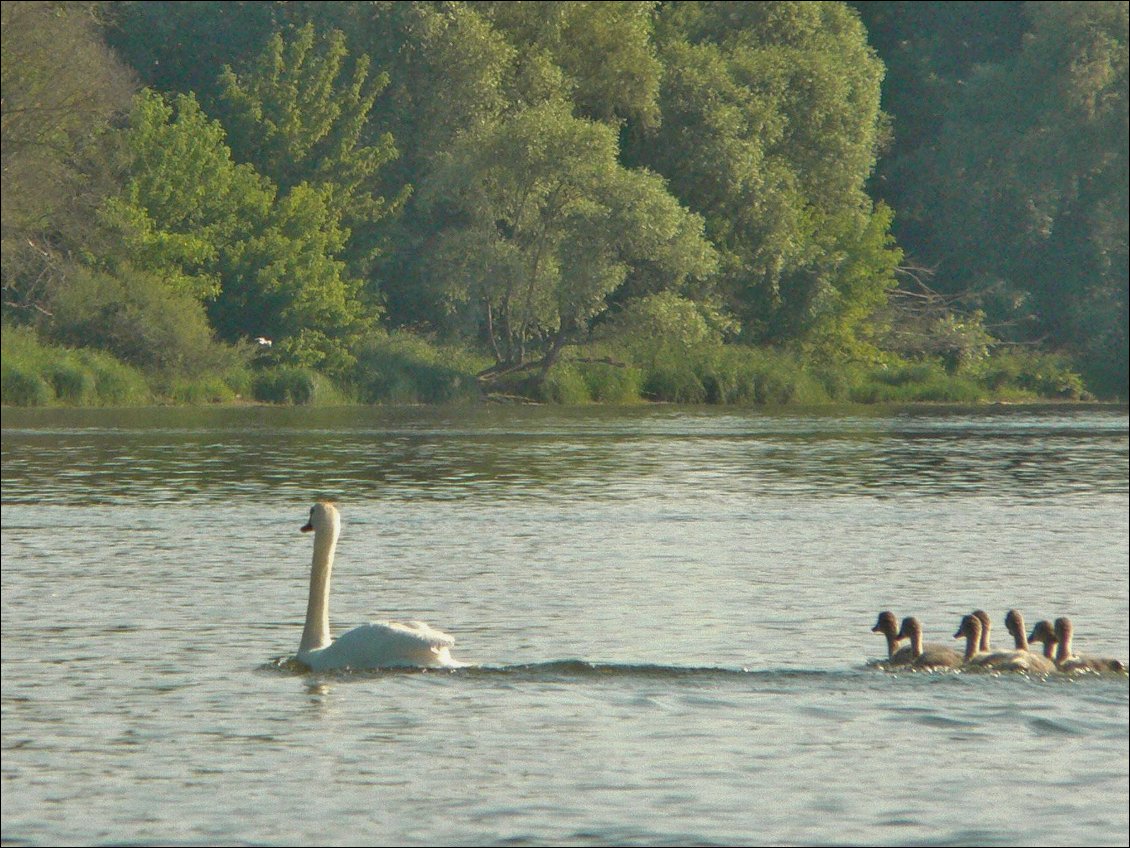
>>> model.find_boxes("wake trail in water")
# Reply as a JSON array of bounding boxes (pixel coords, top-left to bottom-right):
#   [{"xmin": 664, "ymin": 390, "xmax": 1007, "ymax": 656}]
[{"xmin": 260, "ymin": 655, "xmax": 861, "ymax": 682}]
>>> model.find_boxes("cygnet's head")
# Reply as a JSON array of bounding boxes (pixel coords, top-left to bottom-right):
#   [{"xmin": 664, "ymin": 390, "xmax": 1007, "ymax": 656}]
[
  {"xmin": 1004, "ymin": 609, "xmax": 1024, "ymax": 635},
  {"xmin": 1028, "ymin": 619, "xmax": 1057, "ymax": 647},
  {"xmin": 301, "ymin": 500, "xmax": 341, "ymax": 534},
  {"xmin": 896, "ymin": 616, "xmax": 923, "ymax": 641},
  {"xmin": 872, "ymin": 611, "xmax": 899, "ymax": 637},
  {"xmin": 1053, "ymin": 617, "xmax": 1074, "ymax": 643},
  {"xmin": 954, "ymin": 614, "xmax": 982, "ymax": 641}
]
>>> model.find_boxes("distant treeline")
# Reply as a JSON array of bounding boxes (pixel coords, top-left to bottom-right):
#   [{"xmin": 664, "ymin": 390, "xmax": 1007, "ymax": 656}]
[{"xmin": 2, "ymin": 1, "xmax": 1125, "ymax": 405}]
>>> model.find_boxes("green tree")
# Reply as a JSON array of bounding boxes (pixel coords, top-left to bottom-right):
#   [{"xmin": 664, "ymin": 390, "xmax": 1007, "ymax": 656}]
[
  {"xmin": 798, "ymin": 202, "xmax": 903, "ymax": 362},
  {"xmin": 909, "ymin": 1, "xmax": 1128, "ymax": 395},
  {"xmin": 363, "ymin": 2, "xmax": 514, "ymax": 181},
  {"xmin": 629, "ymin": 1, "xmax": 896, "ymax": 355},
  {"xmin": 354, "ymin": 2, "xmax": 520, "ymax": 328},
  {"xmin": 103, "ymin": 1, "xmax": 286, "ymax": 105},
  {"xmin": 215, "ymin": 22, "xmax": 404, "ymax": 278},
  {"xmin": 96, "ymin": 90, "xmax": 272, "ymax": 301},
  {"xmin": 48, "ymin": 263, "xmax": 241, "ymax": 377},
  {"xmin": 850, "ymin": 1, "xmax": 1027, "ymax": 250},
  {"xmin": 1, "ymin": 0, "xmax": 136, "ymax": 319},
  {"xmin": 212, "ymin": 181, "xmax": 371, "ymax": 373},
  {"xmin": 98, "ymin": 89, "xmax": 370, "ymax": 373},
  {"xmin": 419, "ymin": 100, "xmax": 716, "ymax": 380},
  {"xmin": 476, "ymin": 1, "xmax": 663, "ymax": 127}
]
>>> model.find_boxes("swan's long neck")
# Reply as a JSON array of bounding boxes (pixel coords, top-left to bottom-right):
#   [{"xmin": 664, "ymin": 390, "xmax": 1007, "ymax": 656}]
[{"xmin": 300, "ymin": 520, "xmax": 339, "ymax": 653}]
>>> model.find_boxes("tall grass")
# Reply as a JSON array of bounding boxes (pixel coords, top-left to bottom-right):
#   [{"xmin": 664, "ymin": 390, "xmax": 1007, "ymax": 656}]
[
  {"xmin": 252, "ymin": 367, "xmax": 349, "ymax": 405},
  {"xmin": 2, "ymin": 322, "xmax": 1091, "ymax": 408},
  {"xmin": 350, "ymin": 333, "xmax": 487, "ymax": 404},
  {"xmin": 160, "ymin": 369, "xmax": 254, "ymax": 405},
  {"xmin": 697, "ymin": 347, "xmax": 829, "ymax": 405},
  {"xmin": 2, "ymin": 325, "xmax": 151, "ymax": 406},
  {"xmin": 842, "ymin": 361, "xmax": 986, "ymax": 403},
  {"xmin": 972, "ymin": 349, "xmax": 1088, "ymax": 400}
]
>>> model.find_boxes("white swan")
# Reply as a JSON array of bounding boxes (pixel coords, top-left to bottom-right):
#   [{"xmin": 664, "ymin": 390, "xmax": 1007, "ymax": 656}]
[{"xmin": 294, "ymin": 501, "xmax": 466, "ymax": 671}]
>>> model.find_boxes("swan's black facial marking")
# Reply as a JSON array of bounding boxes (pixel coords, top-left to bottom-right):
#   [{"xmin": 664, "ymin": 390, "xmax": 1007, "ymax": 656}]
[{"xmin": 301, "ymin": 506, "xmax": 315, "ymax": 533}]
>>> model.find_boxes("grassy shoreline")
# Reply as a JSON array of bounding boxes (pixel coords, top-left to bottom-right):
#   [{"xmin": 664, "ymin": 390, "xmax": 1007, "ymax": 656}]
[{"xmin": 2, "ymin": 323, "xmax": 1108, "ymax": 409}]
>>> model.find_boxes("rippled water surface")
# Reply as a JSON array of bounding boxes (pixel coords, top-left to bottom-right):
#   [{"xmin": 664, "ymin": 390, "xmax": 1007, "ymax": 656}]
[{"xmin": 2, "ymin": 404, "xmax": 1127, "ymax": 846}]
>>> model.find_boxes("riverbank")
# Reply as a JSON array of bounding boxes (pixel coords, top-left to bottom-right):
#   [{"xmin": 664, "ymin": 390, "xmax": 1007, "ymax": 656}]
[{"xmin": 2, "ymin": 322, "xmax": 1105, "ymax": 408}]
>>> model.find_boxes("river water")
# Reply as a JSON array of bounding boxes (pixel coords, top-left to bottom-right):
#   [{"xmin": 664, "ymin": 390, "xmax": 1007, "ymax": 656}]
[{"xmin": 1, "ymin": 404, "xmax": 1127, "ymax": 846}]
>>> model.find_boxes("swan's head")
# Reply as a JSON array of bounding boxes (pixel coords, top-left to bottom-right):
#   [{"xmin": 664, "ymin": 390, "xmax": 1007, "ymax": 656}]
[
  {"xmin": 954, "ymin": 614, "xmax": 981, "ymax": 641},
  {"xmin": 872, "ymin": 611, "xmax": 899, "ymax": 636},
  {"xmin": 1004, "ymin": 608, "xmax": 1024, "ymax": 636},
  {"xmin": 896, "ymin": 616, "xmax": 922, "ymax": 641},
  {"xmin": 301, "ymin": 501, "xmax": 340, "ymax": 535},
  {"xmin": 1028, "ymin": 619, "xmax": 1056, "ymax": 646},
  {"xmin": 972, "ymin": 609, "xmax": 991, "ymax": 631}
]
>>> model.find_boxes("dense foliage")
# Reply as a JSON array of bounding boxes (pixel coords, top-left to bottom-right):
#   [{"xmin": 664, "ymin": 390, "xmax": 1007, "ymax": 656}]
[
  {"xmin": 2, "ymin": 1, "xmax": 1125, "ymax": 404},
  {"xmin": 856, "ymin": 0, "xmax": 1128, "ymax": 397}
]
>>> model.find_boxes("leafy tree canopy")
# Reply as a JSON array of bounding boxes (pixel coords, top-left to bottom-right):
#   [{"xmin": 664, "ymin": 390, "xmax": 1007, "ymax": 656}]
[
  {"xmin": 630, "ymin": 1, "xmax": 896, "ymax": 352},
  {"xmin": 420, "ymin": 99, "xmax": 716, "ymax": 376}
]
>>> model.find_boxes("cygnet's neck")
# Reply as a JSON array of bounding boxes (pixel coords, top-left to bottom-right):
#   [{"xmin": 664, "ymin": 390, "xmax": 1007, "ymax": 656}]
[
  {"xmin": 1054, "ymin": 620, "xmax": 1075, "ymax": 664},
  {"xmin": 977, "ymin": 618, "xmax": 992, "ymax": 652},
  {"xmin": 300, "ymin": 521, "xmax": 339, "ymax": 653},
  {"xmin": 961, "ymin": 619, "xmax": 982, "ymax": 660},
  {"xmin": 1008, "ymin": 619, "xmax": 1030, "ymax": 651},
  {"xmin": 907, "ymin": 626, "xmax": 924, "ymax": 657}
]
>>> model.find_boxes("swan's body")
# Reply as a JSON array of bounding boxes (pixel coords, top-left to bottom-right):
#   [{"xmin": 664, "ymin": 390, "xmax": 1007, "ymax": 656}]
[
  {"xmin": 294, "ymin": 501, "xmax": 465, "ymax": 671},
  {"xmin": 1052, "ymin": 617, "xmax": 1126, "ymax": 674},
  {"xmin": 961, "ymin": 610, "xmax": 1051, "ymax": 673},
  {"xmin": 897, "ymin": 616, "xmax": 962, "ymax": 669},
  {"xmin": 871, "ymin": 611, "xmax": 913, "ymax": 666},
  {"xmin": 1002, "ymin": 609, "xmax": 1055, "ymax": 673}
]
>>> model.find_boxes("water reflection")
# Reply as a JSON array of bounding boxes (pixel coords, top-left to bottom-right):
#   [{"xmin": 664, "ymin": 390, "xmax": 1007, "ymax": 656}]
[{"xmin": 2, "ymin": 405, "xmax": 1126, "ymax": 507}]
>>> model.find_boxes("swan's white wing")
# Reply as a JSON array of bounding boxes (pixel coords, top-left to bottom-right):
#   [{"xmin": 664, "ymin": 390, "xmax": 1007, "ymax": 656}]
[
  {"xmin": 300, "ymin": 620, "xmax": 463, "ymax": 670},
  {"xmin": 382, "ymin": 619, "xmax": 457, "ymax": 648}
]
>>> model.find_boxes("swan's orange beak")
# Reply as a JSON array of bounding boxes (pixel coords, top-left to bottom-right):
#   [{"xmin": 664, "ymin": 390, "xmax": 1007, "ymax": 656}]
[{"xmin": 300, "ymin": 522, "xmax": 314, "ymax": 533}]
